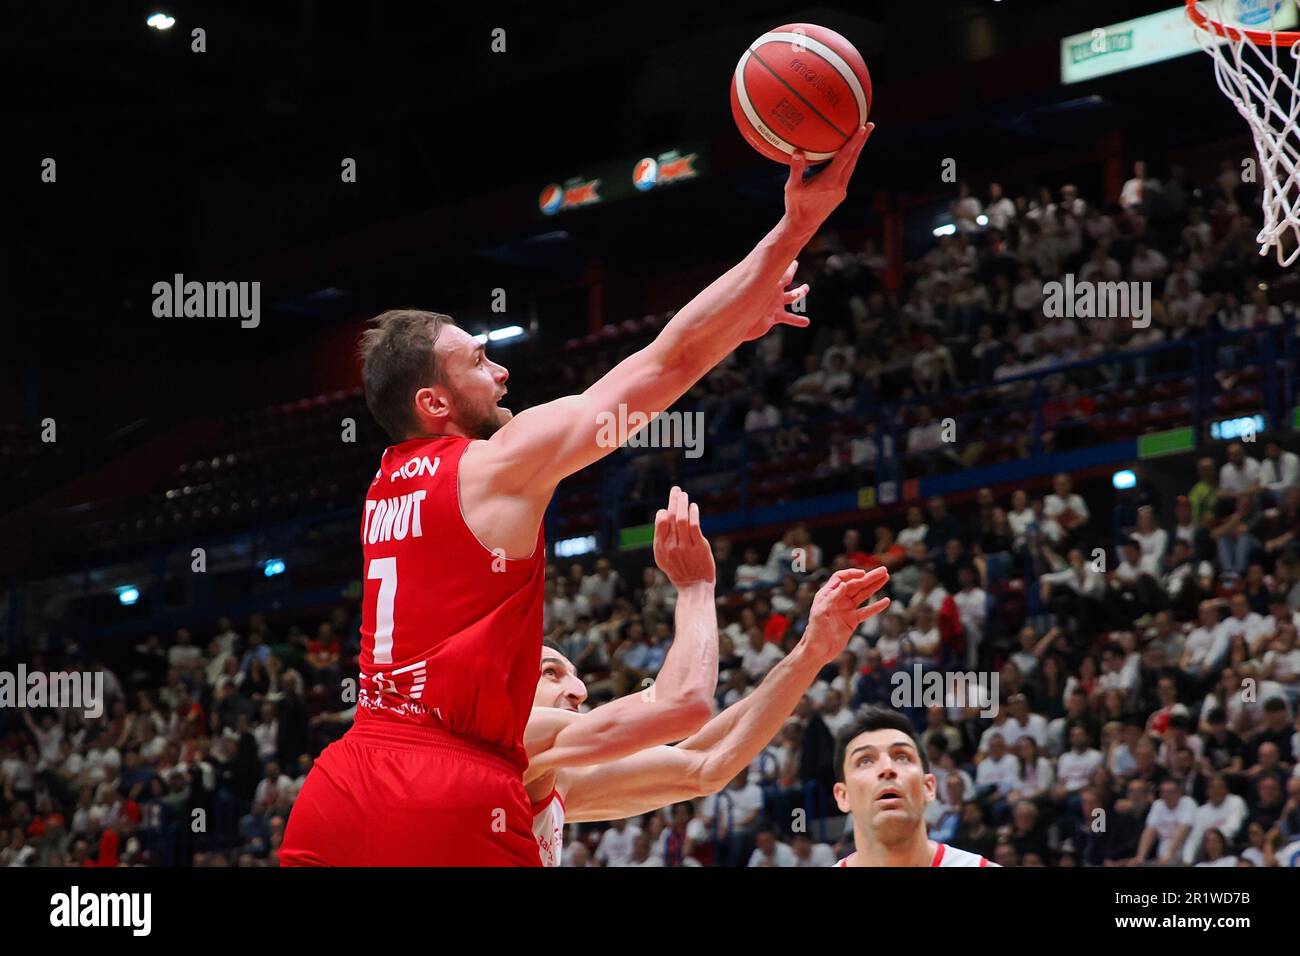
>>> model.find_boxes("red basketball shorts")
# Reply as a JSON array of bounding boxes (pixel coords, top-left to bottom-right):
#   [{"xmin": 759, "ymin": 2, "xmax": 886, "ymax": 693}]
[{"xmin": 280, "ymin": 721, "xmax": 540, "ymax": 867}]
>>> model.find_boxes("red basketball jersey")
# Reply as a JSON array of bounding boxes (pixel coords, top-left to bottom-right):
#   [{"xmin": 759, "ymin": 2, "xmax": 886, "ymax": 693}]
[{"xmin": 355, "ymin": 435, "xmax": 545, "ymax": 765}]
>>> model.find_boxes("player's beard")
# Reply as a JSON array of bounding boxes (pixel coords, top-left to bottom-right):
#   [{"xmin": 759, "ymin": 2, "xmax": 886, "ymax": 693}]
[{"xmin": 457, "ymin": 393, "xmax": 507, "ymax": 440}]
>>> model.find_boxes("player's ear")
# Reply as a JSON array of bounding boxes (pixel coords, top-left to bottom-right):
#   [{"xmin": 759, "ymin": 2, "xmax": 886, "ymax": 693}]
[
  {"xmin": 413, "ymin": 384, "xmax": 453, "ymax": 424},
  {"xmin": 832, "ymin": 781, "xmax": 851, "ymax": 814},
  {"xmin": 922, "ymin": 772, "xmax": 938, "ymax": 804}
]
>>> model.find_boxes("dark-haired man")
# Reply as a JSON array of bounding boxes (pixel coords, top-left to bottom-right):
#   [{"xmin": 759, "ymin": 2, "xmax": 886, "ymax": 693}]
[{"xmin": 831, "ymin": 706, "xmax": 999, "ymax": 866}]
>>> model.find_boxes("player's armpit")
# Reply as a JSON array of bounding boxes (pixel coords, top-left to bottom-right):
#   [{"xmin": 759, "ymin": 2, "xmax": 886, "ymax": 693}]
[{"xmin": 559, "ymin": 745, "xmax": 711, "ymax": 823}]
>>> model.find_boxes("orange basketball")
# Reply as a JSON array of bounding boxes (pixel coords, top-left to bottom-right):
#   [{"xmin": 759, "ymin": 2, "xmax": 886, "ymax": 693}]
[{"xmin": 730, "ymin": 23, "xmax": 872, "ymax": 165}]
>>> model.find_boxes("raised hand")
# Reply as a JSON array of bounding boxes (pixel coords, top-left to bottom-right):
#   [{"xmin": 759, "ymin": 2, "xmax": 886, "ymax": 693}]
[
  {"xmin": 783, "ymin": 124, "xmax": 874, "ymax": 238},
  {"xmin": 802, "ymin": 566, "xmax": 890, "ymax": 663},
  {"xmin": 652, "ymin": 486, "xmax": 715, "ymax": 586}
]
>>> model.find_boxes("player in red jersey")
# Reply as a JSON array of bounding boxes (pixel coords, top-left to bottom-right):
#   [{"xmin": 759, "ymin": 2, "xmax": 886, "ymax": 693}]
[
  {"xmin": 831, "ymin": 706, "xmax": 998, "ymax": 867},
  {"xmin": 524, "ymin": 490, "xmax": 890, "ymax": 865},
  {"xmin": 280, "ymin": 128, "xmax": 874, "ymax": 866}
]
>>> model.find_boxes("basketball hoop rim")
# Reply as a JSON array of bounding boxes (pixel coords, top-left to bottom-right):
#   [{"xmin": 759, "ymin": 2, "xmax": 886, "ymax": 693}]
[{"xmin": 1186, "ymin": 0, "xmax": 1300, "ymax": 46}]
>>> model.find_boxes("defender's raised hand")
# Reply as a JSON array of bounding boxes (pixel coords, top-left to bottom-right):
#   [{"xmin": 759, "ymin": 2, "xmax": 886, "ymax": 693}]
[
  {"xmin": 802, "ymin": 566, "xmax": 890, "ymax": 663},
  {"xmin": 652, "ymin": 486, "xmax": 715, "ymax": 587}
]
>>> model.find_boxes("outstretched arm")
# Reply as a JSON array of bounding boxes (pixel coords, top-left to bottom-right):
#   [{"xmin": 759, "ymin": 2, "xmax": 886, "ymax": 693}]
[
  {"xmin": 472, "ymin": 128, "xmax": 874, "ymax": 499},
  {"xmin": 525, "ymin": 488, "xmax": 717, "ymax": 778},
  {"xmin": 558, "ymin": 567, "xmax": 891, "ymax": 822},
  {"xmin": 675, "ymin": 566, "xmax": 889, "ymax": 754}
]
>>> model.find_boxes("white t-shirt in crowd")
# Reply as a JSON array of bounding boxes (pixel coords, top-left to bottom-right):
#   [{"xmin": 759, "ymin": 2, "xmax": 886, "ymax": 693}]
[
  {"xmin": 954, "ymin": 588, "xmax": 987, "ymax": 639},
  {"xmin": 1219, "ymin": 458, "xmax": 1261, "ymax": 495},
  {"xmin": 1146, "ymin": 796, "xmax": 1198, "ymax": 859},
  {"xmin": 1261, "ymin": 453, "xmax": 1300, "ymax": 491},
  {"xmin": 794, "ymin": 842, "xmax": 838, "ymax": 867},
  {"xmin": 908, "ymin": 627, "xmax": 942, "ymax": 659},
  {"xmin": 1044, "ymin": 493, "xmax": 1090, "ymax": 525},
  {"xmin": 701, "ymin": 783, "xmax": 765, "ymax": 834},
  {"xmin": 748, "ymin": 841, "xmax": 798, "ymax": 867},
  {"xmin": 1132, "ymin": 528, "xmax": 1168, "ymax": 560},
  {"xmin": 980, "ymin": 720, "xmax": 1025, "ymax": 753},
  {"xmin": 1216, "ymin": 613, "xmax": 1271, "ymax": 653},
  {"xmin": 595, "ymin": 824, "xmax": 643, "ymax": 867},
  {"xmin": 975, "ymin": 752, "xmax": 1021, "ymax": 795},
  {"xmin": 897, "ymin": 525, "xmax": 929, "ymax": 549},
  {"xmin": 1184, "ymin": 626, "xmax": 1230, "ymax": 672},
  {"xmin": 1184, "ymin": 794, "xmax": 1248, "ymax": 864},
  {"xmin": 741, "ymin": 641, "xmax": 785, "ymax": 679},
  {"xmin": 1057, "ymin": 748, "xmax": 1104, "ymax": 791}
]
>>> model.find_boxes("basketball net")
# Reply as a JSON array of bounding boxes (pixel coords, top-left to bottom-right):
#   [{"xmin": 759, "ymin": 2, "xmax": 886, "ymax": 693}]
[{"xmin": 1187, "ymin": 0, "xmax": 1300, "ymax": 265}]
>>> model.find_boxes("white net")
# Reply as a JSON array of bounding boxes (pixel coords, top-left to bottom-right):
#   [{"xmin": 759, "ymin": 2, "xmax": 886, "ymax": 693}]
[{"xmin": 1189, "ymin": 0, "xmax": 1300, "ymax": 265}]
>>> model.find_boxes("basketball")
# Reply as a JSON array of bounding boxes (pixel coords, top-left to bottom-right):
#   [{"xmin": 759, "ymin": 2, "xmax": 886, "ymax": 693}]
[{"xmin": 730, "ymin": 23, "xmax": 872, "ymax": 165}]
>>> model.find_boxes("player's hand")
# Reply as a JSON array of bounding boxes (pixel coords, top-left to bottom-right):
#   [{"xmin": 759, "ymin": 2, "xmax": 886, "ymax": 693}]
[
  {"xmin": 741, "ymin": 258, "xmax": 811, "ymax": 342},
  {"xmin": 802, "ymin": 567, "xmax": 890, "ymax": 663},
  {"xmin": 652, "ymin": 486, "xmax": 715, "ymax": 586},
  {"xmin": 783, "ymin": 124, "xmax": 873, "ymax": 237}
]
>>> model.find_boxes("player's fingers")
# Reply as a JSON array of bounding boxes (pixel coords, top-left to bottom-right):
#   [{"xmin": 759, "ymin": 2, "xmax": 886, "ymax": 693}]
[
  {"xmin": 787, "ymin": 151, "xmax": 807, "ymax": 186},
  {"xmin": 779, "ymin": 312, "xmax": 811, "ymax": 329},
  {"xmin": 666, "ymin": 488, "xmax": 684, "ymax": 546},
  {"xmin": 783, "ymin": 283, "xmax": 809, "ymax": 304},
  {"xmin": 825, "ymin": 126, "xmax": 864, "ymax": 180},
  {"xmin": 853, "ymin": 596, "xmax": 891, "ymax": 624},
  {"xmin": 780, "ymin": 259, "xmax": 799, "ymax": 287},
  {"xmin": 831, "ymin": 567, "xmax": 868, "ymax": 584},
  {"xmin": 832, "ymin": 124, "xmax": 871, "ymax": 187},
  {"xmin": 673, "ymin": 486, "xmax": 691, "ymax": 540},
  {"xmin": 654, "ymin": 508, "xmax": 670, "ymax": 543},
  {"xmin": 843, "ymin": 566, "xmax": 889, "ymax": 599},
  {"xmin": 688, "ymin": 501, "xmax": 703, "ymax": 545}
]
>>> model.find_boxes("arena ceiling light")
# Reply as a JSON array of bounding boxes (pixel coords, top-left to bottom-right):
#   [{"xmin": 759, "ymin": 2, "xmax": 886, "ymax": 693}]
[
  {"xmin": 116, "ymin": 586, "xmax": 141, "ymax": 606},
  {"xmin": 473, "ymin": 325, "xmax": 526, "ymax": 344},
  {"xmin": 146, "ymin": 12, "xmax": 175, "ymax": 30},
  {"xmin": 263, "ymin": 558, "xmax": 286, "ymax": 577}
]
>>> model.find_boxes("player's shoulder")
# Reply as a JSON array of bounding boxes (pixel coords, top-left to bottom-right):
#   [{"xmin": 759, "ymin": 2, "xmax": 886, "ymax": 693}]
[
  {"xmin": 369, "ymin": 436, "xmax": 460, "ymax": 490},
  {"xmin": 934, "ymin": 843, "xmax": 998, "ymax": 867}
]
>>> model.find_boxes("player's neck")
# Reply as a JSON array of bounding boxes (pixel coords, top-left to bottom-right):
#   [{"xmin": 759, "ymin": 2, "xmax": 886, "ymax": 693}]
[
  {"xmin": 849, "ymin": 825, "xmax": 935, "ymax": 867},
  {"xmin": 406, "ymin": 424, "xmax": 473, "ymax": 442}
]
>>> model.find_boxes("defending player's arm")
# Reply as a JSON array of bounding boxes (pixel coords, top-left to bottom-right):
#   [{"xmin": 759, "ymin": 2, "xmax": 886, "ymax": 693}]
[
  {"xmin": 558, "ymin": 567, "xmax": 890, "ymax": 823},
  {"xmin": 473, "ymin": 127, "xmax": 873, "ymax": 499},
  {"xmin": 524, "ymin": 488, "xmax": 717, "ymax": 775}
]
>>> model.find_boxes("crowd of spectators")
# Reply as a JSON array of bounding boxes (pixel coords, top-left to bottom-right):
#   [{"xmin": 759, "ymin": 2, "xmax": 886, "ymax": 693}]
[{"xmin": 596, "ymin": 157, "xmax": 1300, "ymax": 524}]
